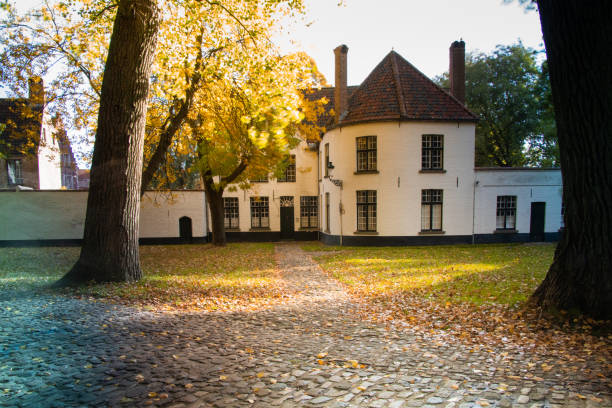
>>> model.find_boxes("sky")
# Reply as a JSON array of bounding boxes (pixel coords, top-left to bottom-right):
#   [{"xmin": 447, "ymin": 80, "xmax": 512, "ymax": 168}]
[
  {"xmin": 278, "ymin": 0, "xmax": 543, "ymax": 86},
  {"xmin": 15, "ymin": 0, "xmax": 543, "ymax": 86}
]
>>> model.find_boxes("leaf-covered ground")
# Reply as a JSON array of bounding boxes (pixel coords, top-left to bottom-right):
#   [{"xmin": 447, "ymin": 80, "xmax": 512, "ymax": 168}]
[
  {"xmin": 0, "ymin": 243, "xmax": 288, "ymax": 312},
  {"xmin": 304, "ymin": 242, "xmax": 612, "ymax": 380}
]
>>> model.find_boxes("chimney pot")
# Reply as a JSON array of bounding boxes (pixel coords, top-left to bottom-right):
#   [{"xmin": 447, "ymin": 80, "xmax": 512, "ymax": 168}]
[
  {"xmin": 334, "ymin": 44, "xmax": 349, "ymax": 123},
  {"xmin": 449, "ymin": 40, "xmax": 466, "ymax": 104}
]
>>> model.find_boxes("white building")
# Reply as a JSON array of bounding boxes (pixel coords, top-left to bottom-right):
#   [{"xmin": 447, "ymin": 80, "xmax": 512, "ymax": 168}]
[
  {"xmin": 0, "ymin": 78, "xmax": 62, "ymax": 190},
  {"xmin": 216, "ymin": 41, "xmax": 563, "ymax": 245}
]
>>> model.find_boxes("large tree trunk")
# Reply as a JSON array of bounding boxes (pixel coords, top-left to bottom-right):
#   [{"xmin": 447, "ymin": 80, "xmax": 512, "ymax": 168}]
[
  {"xmin": 55, "ymin": 0, "xmax": 160, "ymax": 285},
  {"xmin": 203, "ymin": 178, "xmax": 227, "ymax": 246},
  {"xmin": 532, "ymin": 0, "xmax": 612, "ymax": 318}
]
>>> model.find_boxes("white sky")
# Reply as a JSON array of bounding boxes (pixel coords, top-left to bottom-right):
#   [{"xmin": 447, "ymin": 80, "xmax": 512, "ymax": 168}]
[{"xmin": 279, "ymin": 0, "xmax": 543, "ymax": 85}]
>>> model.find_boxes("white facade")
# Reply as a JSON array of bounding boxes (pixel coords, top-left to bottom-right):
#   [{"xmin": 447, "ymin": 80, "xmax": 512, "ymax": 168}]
[
  {"xmin": 219, "ymin": 140, "xmax": 320, "ymax": 238},
  {"xmin": 320, "ymin": 121, "xmax": 476, "ymax": 241},
  {"xmin": 474, "ymin": 169, "xmax": 563, "ymax": 241},
  {"xmin": 37, "ymin": 115, "xmax": 62, "ymax": 190}
]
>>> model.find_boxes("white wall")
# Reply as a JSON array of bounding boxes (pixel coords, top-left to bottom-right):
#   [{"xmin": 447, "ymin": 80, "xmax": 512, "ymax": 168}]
[
  {"xmin": 221, "ymin": 140, "xmax": 320, "ymax": 231},
  {"xmin": 0, "ymin": 190, "xmax": 207, "ymax": 241},
  {"xmin": 320, "ymin": 121, "xmax": 476, "ymax": 237},
  {"xmin": 37, "ymin": 114, "xmax": 62, "ymax": 190},
  {"xmin": 474, "ymin": 169, "xmax": 563, "ymax": 234}
]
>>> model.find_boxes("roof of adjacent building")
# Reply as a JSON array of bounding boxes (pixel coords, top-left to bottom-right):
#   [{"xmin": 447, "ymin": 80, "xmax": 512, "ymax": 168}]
[
  {"xmin": 304, "ymin": 50, "xmax": 477, "ymax": 132},
  {"xmin": 0, "ymin": 98, "xmax": 44, "ymax": 156},
  {"xmin": 302, "ymin": 86, "xmax": 359, "ymax": 129}
]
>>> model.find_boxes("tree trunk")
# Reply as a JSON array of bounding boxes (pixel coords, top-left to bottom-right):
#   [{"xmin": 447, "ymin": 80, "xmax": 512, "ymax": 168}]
[
  {"xmin": 532, "ymin": 0, "xmax": 612, "ymax": 318},
  {"xmin": 203, "ymin": 178, "xmax": 227, "ymax": 246},
  {"xmin": 55, "ymin": 0, "xmax": 160, "ymax": 285}
]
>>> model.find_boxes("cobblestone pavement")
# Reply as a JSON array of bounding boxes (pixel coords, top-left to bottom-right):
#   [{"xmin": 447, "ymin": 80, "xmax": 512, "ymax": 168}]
[{"xmin": 1, "ymin": 243, "xmax": 610, "ymax": 407}]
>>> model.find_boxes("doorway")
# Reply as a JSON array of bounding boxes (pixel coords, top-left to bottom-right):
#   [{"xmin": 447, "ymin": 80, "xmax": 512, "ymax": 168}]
[
  {"xmin": 529, "ymin": 202, "xmax": 546, "ymax": 241},
  {"xmin": 179, "ymin": 216, "xmax": 193, "ymax": 243},
  {"xmin": 280, "ymin": 196, "xmax": 295, "ymax": 239}
]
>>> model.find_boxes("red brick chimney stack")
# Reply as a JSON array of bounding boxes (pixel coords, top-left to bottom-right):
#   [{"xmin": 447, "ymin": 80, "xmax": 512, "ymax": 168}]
[
  {"xmin": 449, "ymin": 40, "xmax": 465, "ymax": 104},
  {"xmin": 28, "ymin": 77, "xmax": 45, "ymax": 106},
  {"xmin": 334, "ymin": 44, "xmax": 349, "ymax": 123}
]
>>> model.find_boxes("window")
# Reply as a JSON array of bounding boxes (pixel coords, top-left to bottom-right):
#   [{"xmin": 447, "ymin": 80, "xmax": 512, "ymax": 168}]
[
  {"xmin": 278, "ymin": 155, "xmax": 296, "ymax": 182},
  {"xmin": 6, "ymin": 159, "xmax": 23, "ymax": 185},
  {"xmin": 223, "ymin": 197, "xmax": 239, "ymax": 229},
  {"xmin": 324, "ymin": 143, "xmax": 330, "ymax": 177},
  {"xmin": 300, "ymin": 196, "xmax": 319, "ymax": 228},
  {"xmin": 325, "ymin": 192, "xmax": 330, "ymax": 232},
  {"xmin": 356, "ymin": 190, "xmax": 377, "ymax": 231},
  {"xmin": 421, "ymin": 189, "xmax": 443, "ymax": 231},
  {"xmin": 356, "ymin": 136, "xmax": 377, "ymax": 172},
  {"xmin": 496, "ymin": 196, "xmax": 517, "ymax": 230},
  {"xmin": 62, "ymin": 153, "xmax": 70, "ymax": 165},
  {"xmin": 250, "ymin": 196, "xmax": 269, "ymax": 228},
  {"xmin": 421, "ymin": 134, "xmax": 443, "ymax": 170}
]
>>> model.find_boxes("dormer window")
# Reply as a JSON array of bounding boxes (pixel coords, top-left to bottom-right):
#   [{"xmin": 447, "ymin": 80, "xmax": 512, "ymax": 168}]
[
  {"xmin": 278, "ymin": 155, "xmax": 296, "ymax": 182},
  {"xmin": 356, "ymin": 136, "xmax": 377, "ymax": 172}
]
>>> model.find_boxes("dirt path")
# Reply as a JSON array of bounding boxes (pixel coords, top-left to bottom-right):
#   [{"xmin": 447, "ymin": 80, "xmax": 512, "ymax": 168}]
[{"xmin": 1, "ymin": 243, "xmax": 609, "ymax": 407}]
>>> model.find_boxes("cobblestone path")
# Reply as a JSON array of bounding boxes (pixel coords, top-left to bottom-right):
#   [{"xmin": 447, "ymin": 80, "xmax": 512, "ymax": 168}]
[{"xmin": 1, "ymin": 244, "xmax": 610, "ymax": 407}]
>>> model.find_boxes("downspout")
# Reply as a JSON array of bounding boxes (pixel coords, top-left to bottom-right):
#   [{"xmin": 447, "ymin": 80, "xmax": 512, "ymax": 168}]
[
  {"xmin": 316, "ymin": 142, "xmax": 321, "ymax": 241},
  {"xmin": 472, "ymin": 178, "xmax": 478, "ymax": 244},
  {"xmin": 339, "ymin": 186, "xmax": 343, "ymax": 246}
]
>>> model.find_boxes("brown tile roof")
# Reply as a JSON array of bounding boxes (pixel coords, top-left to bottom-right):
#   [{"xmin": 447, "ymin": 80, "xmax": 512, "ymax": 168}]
[
  {"xmin": 301, "ymin": 86, "xmax": 359, "ymax": 129},
  {"xmin": 303, "ymin": 51, "xmax": 477, "ymax": 133},
  {"xmin": 340, "ymin": 51, "xmax": 477, "ymax": 125}
]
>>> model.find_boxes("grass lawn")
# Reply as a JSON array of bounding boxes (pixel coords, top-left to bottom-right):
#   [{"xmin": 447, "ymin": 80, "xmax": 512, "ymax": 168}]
[
  {"xmin": 0, "ymin": 243, "xmax": 284, "ymax": 311},
  {"xmin": 303, "ymin": 242, "xmax": 555, "ymax": 307}
]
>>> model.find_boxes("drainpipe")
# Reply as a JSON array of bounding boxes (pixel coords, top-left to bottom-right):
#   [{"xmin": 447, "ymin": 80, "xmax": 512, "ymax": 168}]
[
  {"xmin": 316, "ymin": 142, "xmax": 321, "ymax": 241},
  {"xmin": 472, "ymin": 178, "xmax": 478, "ymax": 244},
  {"xmin": 339, "ymin": 188, "xmax": 343, "ymax": 246}
]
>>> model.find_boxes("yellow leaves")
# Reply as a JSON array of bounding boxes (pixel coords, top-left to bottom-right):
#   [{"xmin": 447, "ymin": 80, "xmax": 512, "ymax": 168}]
[
  {"xmin": 541, "ymin": 362, "xmax": 554, "ymax": 371},
  {"xmin": 147, "ymin": 392, "xmax": 157, "ymax": 398},
  {"xmin": 219, "ymin": 375, "xmax": 227, "ymax": 381},
  {"xmin": 346, "ymin": 360, "xmax": 359, "ymax": 368},
  {"xmin": 184, "ymin": 383, "xmax": 193, "ymax": 389},
  {"xmin": 135, "ymin": 374, "xmax": 145, "ymax": 383},
  {"xmin": 317, "ymin": 352, "xmax": 328, "ymax": 358},
  {"xmin": 256, "ymin": 372, "xmax": 266, "ymax": 378},
  {"xmin": 317, "ymin": 359, "xmax": 325, "ymax": 365}
]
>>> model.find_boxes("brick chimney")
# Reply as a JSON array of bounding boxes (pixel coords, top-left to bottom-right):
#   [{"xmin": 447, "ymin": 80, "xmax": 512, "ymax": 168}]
[
  {"xmin": 334, "ymin": 44, "xmax": 349, "ymax": 123},
  {"xmin": 449, "ymin": 40, "xmax": 465, "ymax": 104},
  {"xmin": 28, "ymin": 76, "xmax": 45, "ymax": 106}
]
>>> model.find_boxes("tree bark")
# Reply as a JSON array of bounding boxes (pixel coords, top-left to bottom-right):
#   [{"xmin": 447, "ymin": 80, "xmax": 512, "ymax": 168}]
[
  {"xmin": 532, "ymin": 0, "xmax": 612, "ymax": 318},
  {"xmin": 200, "ymin": 157, "xmax": 249, "ymax": 246},
  {"xmin": 204, "ymin": 180, "xmax": 227, "ymax": 246},
  {"xmin": 55, "ymin": 0, "xmax": 160, "ymax": 285}
]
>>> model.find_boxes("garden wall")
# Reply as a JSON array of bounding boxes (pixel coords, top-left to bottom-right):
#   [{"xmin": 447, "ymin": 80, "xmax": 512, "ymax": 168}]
[{"xmin": 0, "ymin": 190, "xmax": 208, "ymax": 246}]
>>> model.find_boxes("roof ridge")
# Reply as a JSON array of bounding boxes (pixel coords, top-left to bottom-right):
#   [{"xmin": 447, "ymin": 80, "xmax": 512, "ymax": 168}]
[
  {"xmin": 392, "ymin": 52, "xmax": 477, "ymax": 119},
  {"xmin": 389, "ymin": 52, "xmax": 407, "ymax": 118}
]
